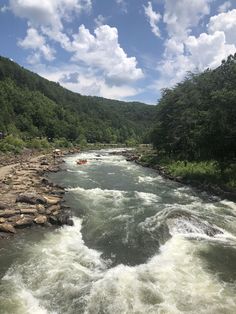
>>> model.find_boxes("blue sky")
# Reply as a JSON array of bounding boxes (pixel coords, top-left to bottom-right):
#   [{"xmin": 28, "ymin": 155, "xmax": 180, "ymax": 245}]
[{"xmin": 1, "ymin": 0, "xmax": 236, "ymax": 104}]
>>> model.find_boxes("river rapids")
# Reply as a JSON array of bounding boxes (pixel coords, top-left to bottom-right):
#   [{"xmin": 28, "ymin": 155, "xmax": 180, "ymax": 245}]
[{"xmin": 1, "ymin": 149, "xmax": 236, "ymax": 314}]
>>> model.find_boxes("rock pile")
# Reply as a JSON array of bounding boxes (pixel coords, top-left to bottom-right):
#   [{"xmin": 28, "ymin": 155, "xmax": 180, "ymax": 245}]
[{"xmin": 0, "ymin": 152, "xmax": 75, "ymax": 238}]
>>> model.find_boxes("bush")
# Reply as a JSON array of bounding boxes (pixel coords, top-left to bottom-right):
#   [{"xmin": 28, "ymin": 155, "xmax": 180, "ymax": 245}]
[
  {"xmin": 53, "ymin": 138, "xmax": 73, "ymax": 148},
  {"xmin": 0, "ymin": 135, "xmax": 25, "ymax": 153},
  {"xmin": 26, "ymin": 138, "xmax": 51, "ymax": 149}
]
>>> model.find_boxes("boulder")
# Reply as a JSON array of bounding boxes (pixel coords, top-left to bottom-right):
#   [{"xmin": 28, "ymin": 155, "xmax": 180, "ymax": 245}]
[
  {"xmin": 15, "ymin": 217, "xmax": 34, "ymax": 227},
  {"xmin": 0, "ymin": 223, "xmax": 16, "ymax": 234},
  {"xmin": 16, "ymin": 193, "xmax": 46, "ymax": 205},
  {"xmin": 34, "ymin": 215, "xmax": 47, "ymax": 224},
  {"xmin": 0, "ymin": 218, "xmax": 6, "ymax": 223}
]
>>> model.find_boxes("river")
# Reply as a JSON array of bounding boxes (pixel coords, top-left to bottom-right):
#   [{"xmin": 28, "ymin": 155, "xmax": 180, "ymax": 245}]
[{"xmin": 1, "ymin": 149, "xmax": 236, "ymax": 314}]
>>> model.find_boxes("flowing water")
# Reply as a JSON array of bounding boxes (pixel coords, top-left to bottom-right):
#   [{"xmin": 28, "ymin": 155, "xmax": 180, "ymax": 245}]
[{"xmin": 1, "ymin": 149, "xmax": 236, "ymax": 314}]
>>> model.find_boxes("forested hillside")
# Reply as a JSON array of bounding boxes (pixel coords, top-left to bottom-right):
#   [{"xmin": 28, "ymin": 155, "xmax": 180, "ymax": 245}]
[
  {"xmin": 151, "ymin": 54, "xmax": 236, "ymax": 166},
  {"xmin": 0, "ymin": 56, "xmax": 155, "ymax": 145}
]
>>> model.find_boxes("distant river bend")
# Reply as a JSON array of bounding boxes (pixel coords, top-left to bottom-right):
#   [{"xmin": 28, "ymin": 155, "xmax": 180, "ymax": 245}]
[{"xmin": 1, "ymin": 149, "xmax": 236, "ymax": 314}]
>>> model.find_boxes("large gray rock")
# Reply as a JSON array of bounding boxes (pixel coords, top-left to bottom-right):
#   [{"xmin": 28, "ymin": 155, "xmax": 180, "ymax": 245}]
[{"xmin": 16, "ymin": 193, "xmax": 46, "ymax": 205}]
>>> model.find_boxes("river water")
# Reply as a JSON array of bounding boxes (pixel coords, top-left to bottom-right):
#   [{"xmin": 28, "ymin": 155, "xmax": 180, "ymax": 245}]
[{"xmin": 1, "ymin": 149, "xmax": 236, "ymax": 314}]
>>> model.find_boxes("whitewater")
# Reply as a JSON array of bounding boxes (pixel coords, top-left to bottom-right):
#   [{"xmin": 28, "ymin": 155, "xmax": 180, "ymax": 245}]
[{"xmin": 1, "ymin": 149, "xmax": 236, "ymax": 314}]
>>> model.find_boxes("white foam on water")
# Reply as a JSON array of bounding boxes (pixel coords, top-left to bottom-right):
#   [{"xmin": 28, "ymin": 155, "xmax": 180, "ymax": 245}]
[
  {"xmin": 85, "ymin": 235, "xmax": 236, "ymax": 314},
  {"xmin": 135, "ymin": 191, "xmax": 161, "ymax": 205},
  {"xmin": 67, "ymin": 186, "xmax": 127, "ymax": 208},
  {"xmin": 3, "ymin": 218, "xmax": 107, "ymax": 314},
  {"xmin": 220, "ymin": 200, "xmax": 236, "ymax": 212},
  {"xmin": 137, "ymin": 176, "xmax": 159, "ymax": 184}
]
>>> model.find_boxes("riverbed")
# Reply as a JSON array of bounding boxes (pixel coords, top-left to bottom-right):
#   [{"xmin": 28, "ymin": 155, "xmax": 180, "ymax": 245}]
[{"xmin": 1, "ymin": 149, "xmax": 236, "ymax": 313}]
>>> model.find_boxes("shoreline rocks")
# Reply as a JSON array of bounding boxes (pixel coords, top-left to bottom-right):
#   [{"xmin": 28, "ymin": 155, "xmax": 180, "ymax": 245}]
[{"xmin": 0, "ymin": 148, "xmax": 80, "ymax": 238}]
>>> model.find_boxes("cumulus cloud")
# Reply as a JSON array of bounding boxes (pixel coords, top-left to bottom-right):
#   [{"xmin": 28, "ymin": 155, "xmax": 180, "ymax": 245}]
[
  {"xmin": 7, "ymin": 0, "xmax": 143, "ymax": 98},
  {"xmin": 218, "ymin": 1, "xmax": 231, "ymax": 13},
  {"xmin": 70, "ymin": 24, "xmax": 144, "ymax": 84},
  {"xmin": 38, "ymin": 64, "xmax": 142, "ymax": 100},
  {"xmin": 163, "ymin": 0, "xmax": 211, "ymax": 39},
  {"xmin": 144, "ymin": 2, "xmax": 162, "ymax": 38},
  {"xmin": 153, "ymin": 3, "xmax": 236, "ymax": 92},
  {"xmin": 18, "ymin": 27, "xmax": 55, "ymax": 62},
  {"xmin": 186, "ymin": 31, "xmax": 235, "ymax": 70},
  {"xmin": 208, "ymin": 9, "xmax": 236, "ymax": 45},
  {"xmin": 9, "ymin": 0, "xmax": 92, "ymax": 30}
]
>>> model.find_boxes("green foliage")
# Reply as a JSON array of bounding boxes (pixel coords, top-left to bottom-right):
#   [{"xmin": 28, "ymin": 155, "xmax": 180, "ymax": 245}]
[
  {"xmin": 0, "ymin": 56, "xmax": 155, "ymax": 145},
  {"xmin": 53, "ymin": 138, "xmax": 73, "ymax": 148},
  {"xmin": 26, "ymin": 138, "xmax": 51, "ymax": 150},
  {"xmin": 0, "ymin": 135, "xmax": 25, "ymax": 153},
  {"xmin": 165, "ymin": 160, "xmax": 236, "ymax": 189},
  {"xmin": 151, "ymin": 54, "xmax": 236, "ymax": 164}
]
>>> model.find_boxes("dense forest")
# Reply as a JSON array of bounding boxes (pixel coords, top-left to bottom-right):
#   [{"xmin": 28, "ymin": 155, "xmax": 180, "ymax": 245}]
[
  {"xmin": 151, "ymin": 54, "xmax": 236, "ymax": 168},
  {"xmin": 0, "ymin": 56, "xmax": 155, "ymax": 146}
]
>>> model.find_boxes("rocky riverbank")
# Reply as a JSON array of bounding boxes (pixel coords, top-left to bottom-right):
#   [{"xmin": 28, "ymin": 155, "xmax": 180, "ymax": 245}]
[{"xmin": 0, "ymin": 149, "xmax": 79, "ymax": 238}]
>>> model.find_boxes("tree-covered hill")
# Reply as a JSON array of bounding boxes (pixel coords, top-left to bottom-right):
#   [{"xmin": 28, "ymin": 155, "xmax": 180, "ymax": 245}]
[
  {"xmin": 0, "ymin": 56, "xmax": 156, "ymax": 144},
  {"xmin": 151, "ymin": 54, "xmax": 236, "ymax": 166}
]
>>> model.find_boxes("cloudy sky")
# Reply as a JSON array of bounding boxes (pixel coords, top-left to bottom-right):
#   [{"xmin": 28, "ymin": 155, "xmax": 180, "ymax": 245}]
[{"xmin": 0, "ymin": 0, "xmax": 236, "ymax": 104}]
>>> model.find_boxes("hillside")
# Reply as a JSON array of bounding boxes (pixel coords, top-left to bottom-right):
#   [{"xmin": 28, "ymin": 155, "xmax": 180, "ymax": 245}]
[
  {"xmin": 0, "ymin": 56, "xmax": 155, "ymax": 144},
  {"xmin": 151, "ymin": 54, "xmax": 236, "ymax": 163},
  {"xmin": 149, "ymin": 54, "xmax": 236, "ymax": 190}
]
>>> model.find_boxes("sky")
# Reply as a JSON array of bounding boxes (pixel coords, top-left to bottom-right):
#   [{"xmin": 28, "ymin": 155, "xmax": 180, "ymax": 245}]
[{"xmin": 0, "ymin": 0, "xmax": 236, "ymax": 104}]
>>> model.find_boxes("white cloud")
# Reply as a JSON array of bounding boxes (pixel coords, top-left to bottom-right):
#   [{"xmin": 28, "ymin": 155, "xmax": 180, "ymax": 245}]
[
  {"xmin": 164, "ymin": 37, "xmax": 184, "ymax": 56},
  {"xmin": 7, "ymin": 0, "xmax": 144, "ymax": 99},
  {"xmin": 144, "ymin": 2, "xmax": 162, "ymax": 38},
  {"xmin": 94, "ymin": 14, "xmax": 107, "ymax": 27},
  {"xmin": 70, "ymin": 24, "xmax": 144, "ymax": 84},
  {"xmin": 186, "ymin": 31, "xmax": 235, "ymax": 70},
  {"xmin": 9, "ymin": 0, "xmax": 92, "ymax": 30},
  {"xmin": 38, "ymin": 64, "xmax": 142, "ymax": 100},
  {"xmin": 218, "ymin": 1, "xmax": 231, "ymax": 13},
  {"xmin": 153, "ymin": 6, "xmax": 236, "ymax": 92},
  {"xmin": 208, "ymin": 9, "xmax": 236, "ymax": 45},
  {"xmin": 18, "ymin": 27, "xmax": 55, "ymax": 62},
  {"xmin": 116, "ymin": 0, "xmax": 128, "ymax": 14},
  {"xmin": 163, "ymin": 0, "xmax": 211, "ymax": 39}
]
